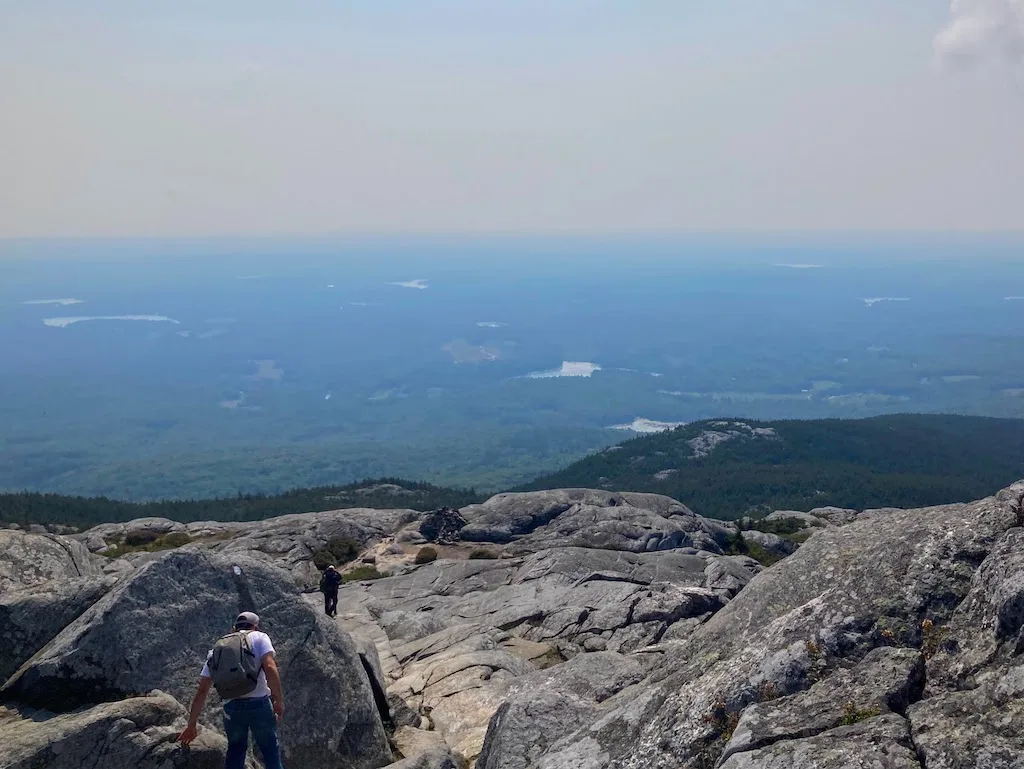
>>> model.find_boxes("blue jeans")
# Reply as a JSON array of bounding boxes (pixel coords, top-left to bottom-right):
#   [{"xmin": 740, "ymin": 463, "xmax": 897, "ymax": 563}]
[{"xmin": 223, "ymin": 697, "xmax": 283, "ymax": 769}]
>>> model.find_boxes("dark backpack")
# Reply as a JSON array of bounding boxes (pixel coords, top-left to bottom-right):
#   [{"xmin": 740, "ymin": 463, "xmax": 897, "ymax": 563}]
[
  {"xmin": 322, "ymin": 570, "xmax": 342, "ymax": 591},
  {"xmin": 208, "ymin": 630, "xmax": 261, "ymax": 699}
]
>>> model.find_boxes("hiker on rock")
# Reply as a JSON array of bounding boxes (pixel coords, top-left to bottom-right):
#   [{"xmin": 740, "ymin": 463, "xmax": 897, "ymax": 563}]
[
  {"xmin": 320, "ymin": 564, "xmax": 342, "ymax": 617},
  {"xmin": 178, "ymin": 611, "xmax": 285, "ymax": 769}
]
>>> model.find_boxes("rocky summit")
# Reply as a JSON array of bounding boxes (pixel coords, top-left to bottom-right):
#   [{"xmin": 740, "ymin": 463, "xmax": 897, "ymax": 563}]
[{"xmin": 1, "ymin": 482, "xmax": 1023, "ymax": 769}]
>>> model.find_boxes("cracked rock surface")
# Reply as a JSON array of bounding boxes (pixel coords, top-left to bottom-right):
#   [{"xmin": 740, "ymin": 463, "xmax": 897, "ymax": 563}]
[
  {"xmin": 6, "ymin": 482, "xmax": 1024, "ymax": 769},
  {"xmin": 1, "ymin": 548, "xmax": 393, "ymax": 769}
]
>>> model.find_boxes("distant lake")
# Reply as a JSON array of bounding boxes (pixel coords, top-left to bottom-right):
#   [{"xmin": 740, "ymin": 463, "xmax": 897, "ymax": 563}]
[{"xmin": 2, "ymin": 235, "xmax": 1023, "ymax": 498}]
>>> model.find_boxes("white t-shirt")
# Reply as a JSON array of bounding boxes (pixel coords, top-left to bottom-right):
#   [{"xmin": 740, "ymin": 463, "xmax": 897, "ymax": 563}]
[{"xmin": 200, "ymin": 630, "xmax": 275, "ymax": 700}]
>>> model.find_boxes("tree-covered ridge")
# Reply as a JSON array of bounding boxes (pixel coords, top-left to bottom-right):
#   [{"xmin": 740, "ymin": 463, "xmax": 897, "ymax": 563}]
[
  {"xmin": 6, "ymin": 414, "xmax": 1024, "ymax": 528},
  {"xmin": 0, "ymin": 478, "xmax": 483, "ymax": 529},
  {"xmin": 521, "ymin": 414, "xmax": 1024, "ymax": 520}
]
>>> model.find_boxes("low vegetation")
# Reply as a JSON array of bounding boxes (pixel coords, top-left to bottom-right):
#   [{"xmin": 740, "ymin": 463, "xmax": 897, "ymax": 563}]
[
  {"xmin": 342, "ymin": 565, "xmax": 387, "ymax": 582},
  {"xmin": 312, "ymin": 537, "xmax": 361, "ymax": 571},
  {"xmin": 723, "ymin": 531, "xmax": 787, "ymax": 567},
  {"xmin": 101, "ymin": 531, "xmax": 194, "ymax": 558},
  {"xmin": 840, "ymin": 702, "xmax": 882, "ymax": 726},
  {"xmin": 4, "ymin": 415, "xmax": 1023, "ymax": 529}
]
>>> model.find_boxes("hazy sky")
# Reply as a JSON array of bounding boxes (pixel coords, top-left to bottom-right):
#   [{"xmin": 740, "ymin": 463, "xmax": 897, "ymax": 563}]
[{"xmin": 2, "ymin": 1, "xmax": 1023, "ymax": 237}]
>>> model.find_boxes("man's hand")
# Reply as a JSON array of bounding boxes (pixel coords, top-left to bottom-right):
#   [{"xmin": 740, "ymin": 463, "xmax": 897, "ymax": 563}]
[
  {"xmin": 273, "ymin": 699, "xmax": 285, "ymax": 722},
  {"xmin": 178, "ymin": 724, "xmax": 199, "ymax": 745}
]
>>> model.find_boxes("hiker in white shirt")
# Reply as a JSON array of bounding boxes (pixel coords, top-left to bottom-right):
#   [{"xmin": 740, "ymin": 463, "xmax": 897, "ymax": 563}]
[{"xmin": 178, "ymin": 611, "xmax": 285, "ymax": 769}]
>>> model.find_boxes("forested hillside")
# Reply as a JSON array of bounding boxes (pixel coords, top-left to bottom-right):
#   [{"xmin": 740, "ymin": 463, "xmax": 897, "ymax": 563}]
[
  {"xmin": 522, "ymin": 414, "xmax": 1024, "ymax": 519},
  {"xmin": 0, "ymin": 479, "xmax": 482, "ymax": 529},
  {"xmin": 6, "ymin": 414, "xmax": 1024, "ymax": 529}
]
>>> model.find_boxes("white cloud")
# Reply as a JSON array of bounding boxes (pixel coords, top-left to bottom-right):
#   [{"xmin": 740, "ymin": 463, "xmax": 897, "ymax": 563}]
[{"xmin": 935, "ymin": 0, "xmax": 1024, "ymax": 71}]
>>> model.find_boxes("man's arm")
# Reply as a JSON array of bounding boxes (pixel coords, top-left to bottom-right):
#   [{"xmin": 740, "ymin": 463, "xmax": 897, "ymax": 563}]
[
  {"xmin": 263, "ymin": 652, "xmax": 284, "ymax": 721},
  {"xmin": 177, "ymin": 677, "xmax": 212, "ymax": 744}
]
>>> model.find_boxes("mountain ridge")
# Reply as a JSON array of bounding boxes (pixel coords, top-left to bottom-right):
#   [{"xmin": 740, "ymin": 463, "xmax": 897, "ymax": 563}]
[{"xmin": 3, "ymin": 413, "xmax": 1024, "ymax": 527}]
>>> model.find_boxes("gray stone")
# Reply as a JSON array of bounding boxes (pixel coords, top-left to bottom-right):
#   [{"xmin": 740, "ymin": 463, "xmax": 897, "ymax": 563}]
[
  {"xmin": 384, "ymin": 747, "xmax": 462, "ymax": 769},
  {"xmin": 458, "ymin": 490, "xmax": 734, "ymax": 554},
  {"xmin": 419, "ymin": 508, "xmax": 468, "ymax": 545},
  {"xmin": 0, "ymin": 691, "xmax": 229, "ymax": 769},
  {"xmin": 343, "ymin": 548, "xmax": 752, "ymax": 657},
  {"xmin": 70, "ymin": 518, "xmax": 188, "ymax": 552},
  {"xmin": 477, "ymin": 690, "xmax": 599, "ymax": 769},
  {"xmin": 908, "ymin": 660, "xmax": 1024, "ymax": 769},
  {"xmin": 722, "ymin": 647, "xmax": 924, "ymax": 762},
  {"xmin": 740, "ymin": 530, "xmax": 799, "ymax": 559},
  {"xmin": 212, "ymin": 507, "xmax": 417, "ymax": 587},
  {"xmin": 927, "ymin": 526, "xmax": 1024, "ymax": 691},
  {"xmin": 0, "ymin": 530, "xmax": 103, "ymax": 594},
  {"xmin": 718, "ymin": 714, "xmax": 920, "ymax": 769},
  {"xmin": 1, "ymin": 547, "xmax": 393, "ymax": 769},
  {"xmin": 0, "ymin": 576, "xmax": 118, "ymax": 683},
  {"xmin": 531, "ymin": 482, "xmax": 1024, "ymax": 769}
]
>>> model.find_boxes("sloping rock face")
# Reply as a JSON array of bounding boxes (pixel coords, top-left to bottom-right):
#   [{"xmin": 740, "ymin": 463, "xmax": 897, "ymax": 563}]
[
  {"xmin": 458, "ymin": 490, "xmax": 735, "ymax": 554},
  {"xmin": 335, "ymin": 540, "xmax": 759, "ymax": 762},
  {"xmin": 0, "ymin": 576, "xmax": 118, "ymax": 682},
  {"xmin": 72, "ymin": 509, "xmax": 419, "ymax": 588},
  {"xmin": 212, "ymin": 507, "xmax": 418, "ymax": 587},
  {"xmin": 0, "ymin": 530, "xmax": 104, "ymax": 593},
  {"xmin": 0, "ymin": 692, "xmax": 228, "ymax": 769},
  {"xmin": 25, "ymin": 482, "xmax": 1024, "ymax": 769},
  {"xmin": 1, "ymin": 548, "xmax": 393, "ymax": 769},
  {"xmin": 509, "ymin": 481, "xmax": 1024, "ymax": 769}
]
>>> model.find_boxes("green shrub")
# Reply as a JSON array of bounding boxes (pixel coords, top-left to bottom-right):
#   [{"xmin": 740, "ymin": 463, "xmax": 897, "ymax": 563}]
[
  {"xmin": 102, "ymin": 530, "xmax": 193, "ymax": 558},
  {"xmin": 161, "ymin": 531, "xmax": 193, "ymax": 548},
  {"xmin": 840, "ymin": 702, "xmax": 881, "ymax": 726},
  {"xmin": 342, "ymin": 565, "xmax": 386, "ymax": 582},
  {"xmin": 415, "ymin": 546, "xmax": 438, "ymax": 564},
  {"xmin": 745, "ymin": 541, "xmax": 786, "ymax": 567},
  {"xmin": 123, "ymin": 530, "xmax": 161, "ymax": 547},
  {"xmin": 312, "ymin": 537, "xmax": 361, "ymax": 570},
  {"xmin": 468, "ymin": 548, "xmax": 499, "ymax": 560},
  {"xmin": 747, "ymin": 517, "xmax": 808, "ymax": 536}
]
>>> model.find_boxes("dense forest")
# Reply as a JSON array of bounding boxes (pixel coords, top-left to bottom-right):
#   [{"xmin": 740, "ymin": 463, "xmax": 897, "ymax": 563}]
[
  {"xmin": 522, "ymin": 414, "xmax": 1024, "ymax": 520},
  {"xmin": 0, "ymin": 479, "xmax": 482, "ymax": 529},
  {"xmin": 5, "ymin": 414, "xmax": 1024, "ymax": 529}
]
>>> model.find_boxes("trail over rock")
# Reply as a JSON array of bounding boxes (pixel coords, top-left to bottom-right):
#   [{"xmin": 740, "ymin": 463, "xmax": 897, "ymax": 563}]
[
  {"xmin": 13, "ymin": 482, "xmax": 1024, "ymax": 769},
  {"xmin": 1, "ymin": 547, "xmax": 393, "ymax": 769}
]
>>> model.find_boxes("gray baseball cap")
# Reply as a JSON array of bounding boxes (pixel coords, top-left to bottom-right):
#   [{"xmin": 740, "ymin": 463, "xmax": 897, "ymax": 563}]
[{"xmin": 234, "ymin": 611, "xmax": 260, "ymax": 628}]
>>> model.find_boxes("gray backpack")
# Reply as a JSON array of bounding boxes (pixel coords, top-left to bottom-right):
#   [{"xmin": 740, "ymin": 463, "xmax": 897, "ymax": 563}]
[{"xmin": 208, "ymin": 630, "xmax": 261, "ymax": 699}]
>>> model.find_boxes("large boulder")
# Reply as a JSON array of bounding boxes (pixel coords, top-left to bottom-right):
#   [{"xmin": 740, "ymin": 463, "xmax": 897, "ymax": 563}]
[
  {"xmin": 720, "ymin": 647, "xmax": 924, "ymax": 763},
  {"xmin": 739, "ymin": 530, "xmax": 799, "ymax": 560},
  {"xmin": 459, "ymin": 490, "xmax": 734, "ymax": 554},
  {"xmin": 0, "ymin": 576, "xmax": 118, "ymax": 682},
  {"xmin": 477, "ymin": 652, "xmax": 645, "ymax": 769},
  {"xmin": 908, "ymin": 660, "xmax": 1024, "ymax": 769},
  {"xmin": 212, "ymin": 507, "xmax": 417, "ymax": 586},
  {"xmin": 73, "ymin": 517, "xmax": 232, "ymax": 554},
  {"xmin": 0, "ymin": 530, "xmax": 103, "ymax": 594},
  {"xmin": 926, "ymin": 526, "xmax": 1024, "ymax": 691},
  {"xmin": 0, "ymin": 691, "xmax": 228, "ymax": 769},
  {"xmin": 717, "ymin": 714, "xmax": 920, "ymax": 769},
  {"xmin": 518, "ymin": 481, "xmax": 1024, "ymax": 769},
  {"xmin": 1, "ymin": 547, "xmax": 393, "ymax": 769}
]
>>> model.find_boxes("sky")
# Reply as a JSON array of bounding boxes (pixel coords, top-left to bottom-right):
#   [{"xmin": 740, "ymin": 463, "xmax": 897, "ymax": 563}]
[{"xmin": 2, "ymin": 1, "xmax": 1023, "ymax": 238}]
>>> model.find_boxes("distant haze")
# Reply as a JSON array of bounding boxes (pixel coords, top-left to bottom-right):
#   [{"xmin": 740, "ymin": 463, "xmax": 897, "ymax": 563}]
[{"xmin": 2, "ymin": 1, "xmax": 1024, "ymax": 237}]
